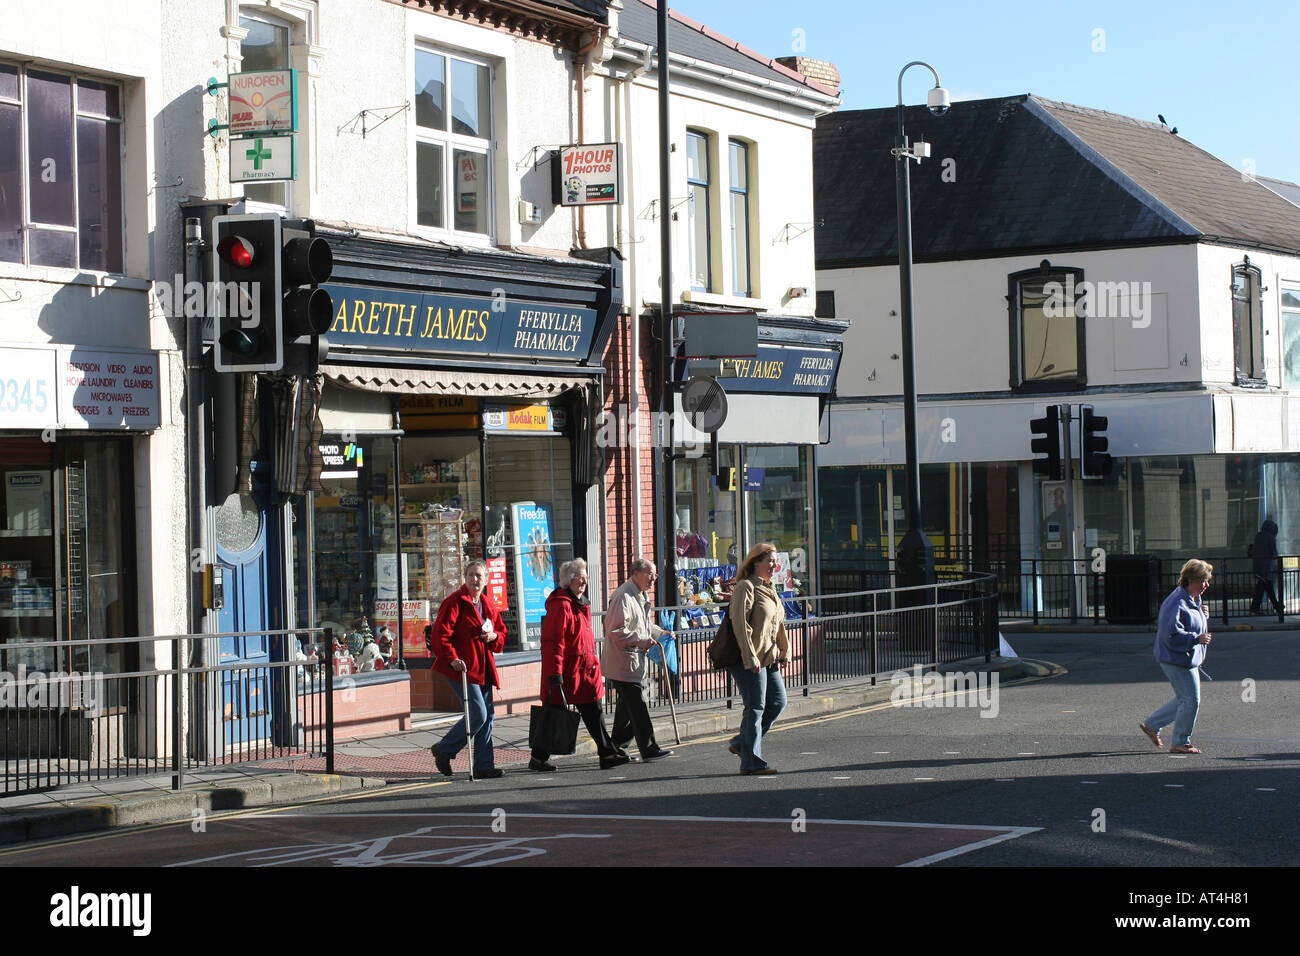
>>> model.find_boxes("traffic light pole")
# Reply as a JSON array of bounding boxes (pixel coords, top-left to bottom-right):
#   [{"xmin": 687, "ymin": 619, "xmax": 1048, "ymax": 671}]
[
  {"xmin": 1061, "ymin": 404, "xmax": 1079, "ymax": 622},
  {"xmin": 185, "ymin": 217, "xmax": 208, "ymax": 635}
]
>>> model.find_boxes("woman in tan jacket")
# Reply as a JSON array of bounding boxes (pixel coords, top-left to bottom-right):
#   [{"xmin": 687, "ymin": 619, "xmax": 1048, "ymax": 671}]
[{"xmin": 726, "ymin": 542, "xmax": 790, "ymax": 775}]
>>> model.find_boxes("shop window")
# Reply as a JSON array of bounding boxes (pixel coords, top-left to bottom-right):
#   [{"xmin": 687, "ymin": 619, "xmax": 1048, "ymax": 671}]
[
  {"xmin": 1232, "ymin": 261, "xmax": 1265, "ymax": 385},
  {"xmin": 728, "ymin": 139, "xmax": 752, "ymax": 296},
  {"xmin": 414, "ymin": 46, "xmax": 492, "ymax": 238},
  {"xmin": 1008, "ymin": 264, "xmax": 1085, "ymax": 389},
  {"xmin": 1282, "ymin": 286, "xmax": 1300, "ymax": 391},
  {"xmin": 743, "ymin": 445, "xmax": 812, "ymax": 596},
  {"xmin": 0, "ymin": 62, "xmax": 122, "ymax": 272},
  {"xmin": 686, "ymin": 130, "xmax": 713, "ymax": 292},
  {"xmin": 238, "ymin": 12, "xmax": 294, "ymax": 211}
]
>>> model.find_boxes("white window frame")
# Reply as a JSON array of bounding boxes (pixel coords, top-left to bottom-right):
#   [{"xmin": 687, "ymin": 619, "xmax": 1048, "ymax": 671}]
[
  {"xmin": 728, "ymin": 138, "xmax": 752, "ymax": 297},
  {"xmin": 0, "ymin": 62, "xmax": 124, "ymax": 274},
  {"xmin": 686, "ymin": 129, "xmax": 713, "ymax": 293},
  {"xmin": 411, "ymin": 44, "xmax": 495, "ymax": 244}
]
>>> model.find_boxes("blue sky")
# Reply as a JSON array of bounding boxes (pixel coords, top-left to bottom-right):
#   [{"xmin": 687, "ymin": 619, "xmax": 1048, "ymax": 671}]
[{"xmin": 667, "ymin": 0, "xmax": 1300, "ymax": 183}]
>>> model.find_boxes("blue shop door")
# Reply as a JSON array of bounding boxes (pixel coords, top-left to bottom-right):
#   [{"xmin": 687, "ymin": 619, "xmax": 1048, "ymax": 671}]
[{"xmin": 215, "ymin": 502, "xmax": 276, "ymax": 748}]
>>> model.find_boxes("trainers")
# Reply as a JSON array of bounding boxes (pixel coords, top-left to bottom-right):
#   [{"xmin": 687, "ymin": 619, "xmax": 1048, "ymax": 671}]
[
  {"xmin": 473, "ymin": 767, "xmax": 504, "ymax": 779},
  {"xmin": 529, "ymin": 757, "xmax": 557, "ymax": 772},
  {"xmin": 641, "ymin": 746, "xmax": 674, "ymax": 760},
  {"xmin": 740, "ymin": 766, "xmax": 777, "ymax": 775},
  {"xmin": 432, "ymin": 748, "xmax": 453, "ymax": 777},
  {"xmin": 599, "ymin": 753, "xmax": 631, "ymax": 770}
]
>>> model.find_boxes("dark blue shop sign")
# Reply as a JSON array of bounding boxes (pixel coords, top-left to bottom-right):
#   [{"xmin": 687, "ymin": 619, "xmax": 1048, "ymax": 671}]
[
  {"xmin": 323, "ymin": 283, "xmax": 597, "ymax": 361},
  {"xmin": 684, "ymin": 344, "xmax": 841, "ymax": 394}
]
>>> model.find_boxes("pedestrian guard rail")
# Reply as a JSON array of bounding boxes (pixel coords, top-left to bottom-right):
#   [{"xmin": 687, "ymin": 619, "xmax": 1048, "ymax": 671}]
[{"xmin": 1, "ymin": 627, "xmax": 339, "ymax": 797}]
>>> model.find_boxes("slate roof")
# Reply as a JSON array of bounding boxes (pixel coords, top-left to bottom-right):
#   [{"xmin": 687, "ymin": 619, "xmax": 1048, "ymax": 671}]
[
  {"xmin": 618, "ymin": 0, "xmax": 836, "ymax": 96},
  {"xmin": 1261, "ymin": 176, "xmax": 1300, "ymax": 208},
  {"xmin": 813, "ymin": 94, "xmax": 1300, "ymax": 268}
]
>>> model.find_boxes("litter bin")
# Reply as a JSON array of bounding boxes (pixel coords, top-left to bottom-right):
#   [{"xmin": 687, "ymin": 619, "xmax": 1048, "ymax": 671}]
[{"xmin": 1105, "ymin": 555, "xmax": 1160, "ymax": 625}]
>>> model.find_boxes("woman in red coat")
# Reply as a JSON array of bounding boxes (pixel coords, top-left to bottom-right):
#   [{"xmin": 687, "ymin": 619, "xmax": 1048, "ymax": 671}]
[
  {"xmin": 429, "ymin": 560, "xmax": 508, "ymax": 778},
  {"xmin": 530, "ymin": 558, "xmax": 629, "ymax": 772}
]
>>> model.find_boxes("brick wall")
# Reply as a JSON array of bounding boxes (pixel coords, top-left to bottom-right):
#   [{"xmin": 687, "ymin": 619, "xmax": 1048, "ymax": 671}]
[
  {"xmin": 601, "ymin": 310, "xmax": 660, "ymax": 589},
  {"xmin": 306, "ymin": 675, "xmax": 412, "ymax": 740}
]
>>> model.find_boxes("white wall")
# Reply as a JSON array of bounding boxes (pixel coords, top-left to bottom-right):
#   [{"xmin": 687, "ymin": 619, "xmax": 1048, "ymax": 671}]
[
  {"xmin": 823, "ymin": 243, "xmax": 1202, "ymax": 398},
  {"xmin": 1195, "ymin": 243, "xmax": 1300, "ymax": 387},
  {"xmin": 592, "ymin": 58, "xmax": 823, "ymax": 318}
]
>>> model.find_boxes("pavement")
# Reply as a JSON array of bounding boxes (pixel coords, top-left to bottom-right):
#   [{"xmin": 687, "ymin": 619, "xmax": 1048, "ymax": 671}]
[{"xmin": 0, "ymin": 652, "xmax": 1059, "ymax": 848}]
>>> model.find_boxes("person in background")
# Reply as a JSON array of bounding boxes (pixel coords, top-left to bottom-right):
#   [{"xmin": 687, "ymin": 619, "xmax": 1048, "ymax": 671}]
[
  {"xmin": 1139, "ymin": 558, "xmax": 1213, "ymax": 755},
  {"xmin": 727, "ymin": 542, "xmax": 789, "ymax": 775},
  {"xmin": 1249, "ymin": 518, "xmax": 1283, "ymax": 616},
  {"xmin": 531, "ymin": 559, "xmax": 629, "ymax": 772},
  {"xmin": 603, "ymin": 557, "xmax": 675, "ymax": 762},
  {"xmin": 428, "ymin": 560, "xmax": 507, "ymax": 779}
]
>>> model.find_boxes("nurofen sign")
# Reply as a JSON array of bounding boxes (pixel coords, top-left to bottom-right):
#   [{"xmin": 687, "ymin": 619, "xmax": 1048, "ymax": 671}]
[
  {"xmin": 228, "ymin": 70, "xmax": 297, "ymax": 136},
  {"xmin": 552, "ymin": 143, "xmax": 622, "ymax": 206}
]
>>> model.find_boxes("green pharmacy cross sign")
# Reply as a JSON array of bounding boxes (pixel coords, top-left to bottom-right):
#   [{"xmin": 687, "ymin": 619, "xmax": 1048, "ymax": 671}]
[{"xmin": 230, "ymin": 134, "xmax": 297, "ymax": 183}]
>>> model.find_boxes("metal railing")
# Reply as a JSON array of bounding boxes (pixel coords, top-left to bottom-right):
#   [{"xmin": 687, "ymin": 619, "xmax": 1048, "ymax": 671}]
[
  {"xmin": 1, "ymin": 627, "xmax": 336, "ymax": 797},
  {"xmin": 822, "ymin": 555, "xmax": 1296, "ymax": 626},
  {"xmin": 597, "ymin": 574, "xmax": 999, "ymax": 711}
]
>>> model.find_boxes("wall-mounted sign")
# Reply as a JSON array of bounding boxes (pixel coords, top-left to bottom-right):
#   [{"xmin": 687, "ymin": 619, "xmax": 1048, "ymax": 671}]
[
  {"xmin": 319, "ymin": 441, "xmax": 364, "ymax": 478},
  {"xmin": 552, "ymin": 143, "xmax": 622, "ymax": 207},
  {"xmin": 683, "ymin": 344, "xmax": 841, "ymax": 395},
  {"xmin": 59, "ymin": 348, "xmax": 161, "ymax": 430},
  {"xmin": 0, "ymin": 347, "xmax": 58, "ymax": 430},
  {"xmin": 228, "ymin": 70, "xmax": 297, "ymax": 136},
  {"xmin": 483, "ymin": 404, "xmax": 552, "ymax": 433},
  {"xmin": 230, "ymin": 134, "xmax": 296, "ymax": 183},
  {"xmin": 323, "ymin": 284, "xmax": 597, "ymax": 362}
]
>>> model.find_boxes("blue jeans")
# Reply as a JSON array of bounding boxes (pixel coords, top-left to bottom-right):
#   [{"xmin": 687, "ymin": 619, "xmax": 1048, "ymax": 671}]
[
  {"xmin": 728, "ymin": 663, "xmax": 787, "ymax": 771},
  {"xmin": 437, "ymin": 677, "xmax": 495, "ymax": 770},
  {"xmin": 1146, "ymin": 662, "xmax": 1200, "ymax": 748}
]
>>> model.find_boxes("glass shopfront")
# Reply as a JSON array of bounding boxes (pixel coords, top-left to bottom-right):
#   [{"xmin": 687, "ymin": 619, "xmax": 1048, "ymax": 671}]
[
  {"xmin": 0, "ymin": 436, "xmax": 136, "ymax": 688},
  {"xmin": 292, "ymin": 393, "xmax": 578, "ymax": 666}
]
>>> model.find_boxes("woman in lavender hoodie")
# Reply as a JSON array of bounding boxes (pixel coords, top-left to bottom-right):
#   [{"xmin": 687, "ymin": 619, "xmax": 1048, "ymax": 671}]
[{"xmin": 1139, "ymin": 559, "xmax": 1214, "ymax": 754}]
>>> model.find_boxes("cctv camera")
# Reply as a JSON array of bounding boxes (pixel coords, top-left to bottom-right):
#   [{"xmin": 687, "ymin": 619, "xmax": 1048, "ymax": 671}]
[{"xmin": 927, "ymin": 86, "xmax": 951, "ymax": 115}]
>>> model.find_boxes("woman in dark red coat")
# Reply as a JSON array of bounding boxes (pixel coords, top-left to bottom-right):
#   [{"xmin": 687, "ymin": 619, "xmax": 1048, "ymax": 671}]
[
  {"xmin": 429, "ymin": 560, "xmax": 507, "ymax": 778},
  {"xmin": 530, "ymin": 558, "xmax": 629, "ymax": 772}
]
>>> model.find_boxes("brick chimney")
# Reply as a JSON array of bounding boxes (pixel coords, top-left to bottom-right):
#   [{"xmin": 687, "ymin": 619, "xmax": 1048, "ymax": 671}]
[{"xmin": 775, "ymin": 56, "xmax": 840, "ymax": 93}]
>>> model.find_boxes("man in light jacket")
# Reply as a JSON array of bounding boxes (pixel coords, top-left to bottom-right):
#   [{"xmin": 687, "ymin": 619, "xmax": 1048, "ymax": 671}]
[{"xmin": 601, "ymin": 557, "xmax": 674, "ymax": 761}]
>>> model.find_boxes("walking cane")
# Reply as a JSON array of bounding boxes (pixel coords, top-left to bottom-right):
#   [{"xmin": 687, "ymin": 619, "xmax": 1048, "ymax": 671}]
[
  {"xmin": 461, "ymin": 668, "xmax": 475, "ymax": 782},
  {"xmin": 651, "ymin": 637, "xmax": 681, "ymax": 745}
]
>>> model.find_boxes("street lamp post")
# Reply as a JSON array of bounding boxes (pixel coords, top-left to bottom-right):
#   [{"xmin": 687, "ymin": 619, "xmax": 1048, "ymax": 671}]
[{"xmin": 892, "ymin": 61, "xmax": 949, "ymax": 589}]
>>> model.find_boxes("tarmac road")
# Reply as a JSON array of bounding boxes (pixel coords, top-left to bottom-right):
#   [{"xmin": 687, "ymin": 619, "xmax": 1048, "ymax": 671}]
[{"xmin": 3, "ymin": 630, "xmax": 1296, "ymax": 870}]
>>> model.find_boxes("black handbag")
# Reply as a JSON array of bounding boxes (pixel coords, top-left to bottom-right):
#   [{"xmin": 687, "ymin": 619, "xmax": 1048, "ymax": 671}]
[
  {"xmin": 707, "ymin": 611, "xmax": 741, "ymax": 669},
  {"xmin": 529, "ymin": 683, "xmax": 580, "ymax": 755}
]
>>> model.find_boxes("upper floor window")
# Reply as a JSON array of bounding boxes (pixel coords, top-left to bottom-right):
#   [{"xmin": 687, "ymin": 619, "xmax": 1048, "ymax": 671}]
[
  {"xmin": 1282, "ymin": 284, "xmax": 1300, "ymax": 391},
  {"xmin": 414, "ymin": 47, "xmax": 491, "ymax": 237},
  {"xmin": 1008, "ymin": 264, "xmax": 1085, "ymax": 388},
  {"xmin": 0, "ymin": 62, "xmax": 122, "ymax": 273},
  {"xmin": 238, "ymin": 13, "xmax": 292, "ymax": 210},
  {"xmin": 686, "ymin": 130, "xmax": 711, "ymax": 292},
  {"xmin": 1232, "ymin": 260, "xmax": 1265, "ymax": 385},
  {"xmin": 728, "ymin": 140, "xmax": 751, "ymax": 297},
  {"xmin": 815, "ymin": 290, "xmax": 836, "ymax": 318}
]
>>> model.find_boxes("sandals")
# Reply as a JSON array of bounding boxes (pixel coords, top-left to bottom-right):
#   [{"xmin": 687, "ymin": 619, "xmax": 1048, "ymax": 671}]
[
  {"xmin": 1138, "ymin": 723, "xmax": 1162, "ymax": 749},
  {"xmin": 1169, "ymin": 745, "xmax": 1202, "ymax": 754}
]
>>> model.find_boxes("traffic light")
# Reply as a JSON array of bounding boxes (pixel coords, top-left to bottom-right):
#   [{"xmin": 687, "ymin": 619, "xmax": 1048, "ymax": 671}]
[
  {"xmin": 213, "ymin": 213, "xmax": 284, "ymax": 372},
  {"xmin": 279, "ymin": 220, "xmax": 333, "ymax": 376},
  {"xmin": 1080, "ymin": 405, "xmax": 1113, "ymax": 478},
  {"xmin": 1030, "ymin": 404, "xmax": 1062, "ymax": 480}
]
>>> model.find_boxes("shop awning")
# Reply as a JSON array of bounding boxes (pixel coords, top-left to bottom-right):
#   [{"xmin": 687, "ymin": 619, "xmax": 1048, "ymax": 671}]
[{"xmin": 321, "ymin": 361, "xmax": 596, "ymax": 400}]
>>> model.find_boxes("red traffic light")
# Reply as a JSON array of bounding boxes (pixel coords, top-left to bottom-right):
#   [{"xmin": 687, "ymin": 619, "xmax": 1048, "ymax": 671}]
[{"xmin": 217, "ymin": 235, "xmax": 255, "ymax": 269}]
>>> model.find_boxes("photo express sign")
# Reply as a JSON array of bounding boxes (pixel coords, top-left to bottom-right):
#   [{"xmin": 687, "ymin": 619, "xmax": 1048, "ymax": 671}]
[{"xmin": 323, "ymin": 284, "xmax": 598, "ymax": 362}]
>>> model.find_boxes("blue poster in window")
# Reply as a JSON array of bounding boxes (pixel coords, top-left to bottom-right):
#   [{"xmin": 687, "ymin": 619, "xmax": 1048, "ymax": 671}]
[{"xmin": 510, "ymin": 501, "xmax": 557, "ymax": 647}]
